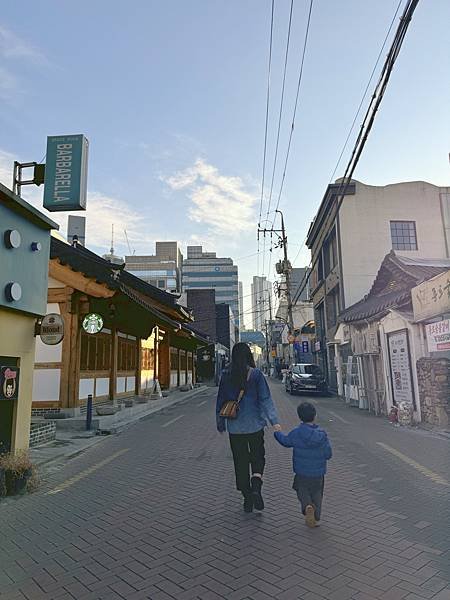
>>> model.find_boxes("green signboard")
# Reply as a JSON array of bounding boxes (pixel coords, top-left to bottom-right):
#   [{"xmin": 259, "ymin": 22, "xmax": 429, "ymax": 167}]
[{"xmin": 43, "ymin": 134, "xmax": 89, "ymax": 212}]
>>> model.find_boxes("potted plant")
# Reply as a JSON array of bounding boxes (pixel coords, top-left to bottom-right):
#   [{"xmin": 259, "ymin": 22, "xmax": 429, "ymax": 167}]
[{"xmin": 0, "ymin": 451, "xmax": 35, "ymax": 496}]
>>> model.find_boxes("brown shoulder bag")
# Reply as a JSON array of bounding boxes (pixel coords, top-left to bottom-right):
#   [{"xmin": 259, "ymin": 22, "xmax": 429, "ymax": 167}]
[{"xmin": 219, "ymin": 368, "xmax": 253, "ymax": 419}]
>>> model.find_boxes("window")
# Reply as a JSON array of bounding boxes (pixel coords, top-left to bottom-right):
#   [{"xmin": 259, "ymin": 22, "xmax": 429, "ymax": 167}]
[
  {"xmin": 118, "ymin": 336, "xmax": 137, "ymax": 371},
  {"xmin": 158, "ymin": 280, "xmax": 165, "ymax": 288},
  {"xmin": 170, "ymin": 348, "xmax": 179, "ymax": 370},
  {"xmin": 390, "ymin": 221, "xmax": 417, "ymax": 251},
  {"xmin": 80, "ymin": 332, "xmax": 111, "ymax": 371}
]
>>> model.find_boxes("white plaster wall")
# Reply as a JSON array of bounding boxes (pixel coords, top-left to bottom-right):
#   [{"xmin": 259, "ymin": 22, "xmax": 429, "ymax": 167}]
[
  {"xmin": 95, "ymin": 378, "xmax": 109, "ymax": 397},
  {"xmin": 126, "ymin": 376, "xmax": 135, "ymax": 392},
  {"xmin": 79, "ymin": 378, "xmax": 94, "ymax": 400},
  {"xmin": 32, "ymin": 369, "xmax": 61, "ymax": 402},
  {"xmin": 117, "ymin": 377, "xmax": 126, "ymax": 393},
  {"xmin": 340, "ymin": 181, "xmax": 449, "ymax": 308}
]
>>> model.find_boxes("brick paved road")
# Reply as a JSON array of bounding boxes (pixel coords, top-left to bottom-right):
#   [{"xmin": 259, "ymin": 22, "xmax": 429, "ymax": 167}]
[{"xmin": 1, "ymin": 381, "xmax": 449, "ymax": 600}]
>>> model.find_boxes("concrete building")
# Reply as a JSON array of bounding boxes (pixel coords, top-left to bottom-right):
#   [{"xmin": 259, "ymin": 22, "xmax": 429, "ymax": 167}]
[
  {"xmin": 238, "ymin": 281, "xmax": 244, "ymax": 332},
  {"xmin": 306, "ymin": 179, "xmax": 450, "ymax": 390},
  {"xmin": 251, "ymin": 276, "xmax": 271, "ymax": 332},
  {"xmin": 216, "ymin": 304, "xmax": 236, "ymax": 350},
  {"xmin": 182, "ymin": 246, "xmax": 239, "ymax": 329},
  {"xmin": 125, "ymin": 242, "xmax": 183, "ymax": 294}
]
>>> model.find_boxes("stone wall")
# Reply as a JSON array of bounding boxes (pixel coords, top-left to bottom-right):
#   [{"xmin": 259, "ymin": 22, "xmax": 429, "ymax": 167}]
[
  {"xmin": 29, "ymin": 420, "xmax": 56, "ymax": 447},
  {"xmin": 417, "ymin": 357, "xmax": 450, "ymax": 428}
]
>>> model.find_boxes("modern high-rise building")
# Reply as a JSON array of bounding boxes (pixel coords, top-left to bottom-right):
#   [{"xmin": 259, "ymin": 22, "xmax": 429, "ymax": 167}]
[
  {"xmin": 251, "ymin": 276, "xmax": 271, "ymax": 332},
  {"xmin": 182, "ymin": 246, "xmax": 239, "ymax": 329},
  {"xmin": 125, "ymin": 241, "xmax": 183, "ymax": 293}
]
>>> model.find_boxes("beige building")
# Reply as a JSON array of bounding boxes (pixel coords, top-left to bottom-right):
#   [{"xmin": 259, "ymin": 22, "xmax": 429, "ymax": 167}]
[
  {"xmin": 307, "ymin": 179, "xmax": 450, "ymax": 390},
  {"xmin": 125, "ymin": 242, "xmax": 183, "ymax": 294}
]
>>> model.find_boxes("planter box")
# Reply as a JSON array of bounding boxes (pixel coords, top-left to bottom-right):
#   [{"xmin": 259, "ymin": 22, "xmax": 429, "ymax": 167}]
[
  {"xmin": 123, "ymin": 400, "xmax": 134, "ymax": 408},
  {"xmin": 96, "ymin": 406, "xmax": 116, "ymax": 416}
]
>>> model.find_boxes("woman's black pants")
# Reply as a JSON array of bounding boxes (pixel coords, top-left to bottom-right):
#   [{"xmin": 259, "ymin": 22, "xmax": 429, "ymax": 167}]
[{"xmin": 229, "ymin": 430, "xmax": 265, "ymax": 493}]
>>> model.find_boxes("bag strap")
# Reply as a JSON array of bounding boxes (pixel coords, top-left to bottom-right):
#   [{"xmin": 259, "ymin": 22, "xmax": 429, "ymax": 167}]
[{"xmin": 236, "ymin": 367, "xmax": 253, "ymax": 405}]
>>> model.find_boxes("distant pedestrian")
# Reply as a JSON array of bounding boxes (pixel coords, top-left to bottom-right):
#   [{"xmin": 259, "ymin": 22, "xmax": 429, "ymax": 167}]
[
  {"xmin": 274, "ymin": 402, "xmax": 332, "ymax": 527},
  {"xmin": 216, "ymin": 342, "xmax": 281, "ymax": 513}
]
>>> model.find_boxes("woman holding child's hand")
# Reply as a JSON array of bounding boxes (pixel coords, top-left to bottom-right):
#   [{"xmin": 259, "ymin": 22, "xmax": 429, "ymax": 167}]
[{"xmin": 216, "ymin": 343, "xmax": 280, "ymax": 513}]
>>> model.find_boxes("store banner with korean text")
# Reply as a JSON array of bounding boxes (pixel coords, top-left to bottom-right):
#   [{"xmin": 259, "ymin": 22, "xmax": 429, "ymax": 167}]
[
  {"xmin": 426, "ymin": 319, "xmax": 450, "ymax": 352},
  {"xmin": 387, "ymin": 330, "xmax": 415, "ymax": 406},
  {"xmin": 412, "ymin": 269, "xmax": 450, "ymax": 322}
]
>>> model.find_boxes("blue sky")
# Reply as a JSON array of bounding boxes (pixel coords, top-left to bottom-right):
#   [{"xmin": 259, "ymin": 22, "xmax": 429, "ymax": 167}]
[{"xmin": 0, "ymin": 1, "xmax": 449, "ymax": 324}]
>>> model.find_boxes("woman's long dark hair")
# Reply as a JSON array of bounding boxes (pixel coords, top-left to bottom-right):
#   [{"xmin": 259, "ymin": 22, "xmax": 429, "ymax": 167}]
[{"xmin": 230, "ymin": 342, "xmax": 256, "ymax": 388}]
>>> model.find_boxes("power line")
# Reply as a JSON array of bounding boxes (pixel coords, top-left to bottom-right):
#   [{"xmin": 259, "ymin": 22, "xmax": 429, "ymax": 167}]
[
  {"xmin": 292, "ymin": 0, "xmax": 420, "ymax": 306},
  {"xmin": 290, "ymin": 0, "xmax": 404, "ymax": 277},
  {"xmin": 258, "ymin": 0, "xmax": 275, "ymax": 277},
  {"xmin": 329, "ymin": 0, "xmax": 404, "ymax": 184},
  {"xmin": 272, "ymin": 0, "xmax": 314, "ymax": 219},
  {"xmin": 265, "ymin": 0, "xmax": 294, "ymax": 223}
]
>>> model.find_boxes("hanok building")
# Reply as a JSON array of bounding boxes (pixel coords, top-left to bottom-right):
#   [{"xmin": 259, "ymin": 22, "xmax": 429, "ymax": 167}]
[
  {"xmin": 33, "ymin": 238, "xmax": 206, "ymax": 416},
  {"xmin": 0, "ymin": 182, "xmax": 57, "ymax": 452},
  {"xmin": 335, "ymin": 252, "xmax": 450, "ymax": 423}
]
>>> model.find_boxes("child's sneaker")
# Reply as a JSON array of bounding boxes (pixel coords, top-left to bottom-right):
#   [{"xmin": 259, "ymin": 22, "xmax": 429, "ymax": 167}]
[{"xmin": 305, "ymin": 505, "xmax": 316, "ymax": 528}]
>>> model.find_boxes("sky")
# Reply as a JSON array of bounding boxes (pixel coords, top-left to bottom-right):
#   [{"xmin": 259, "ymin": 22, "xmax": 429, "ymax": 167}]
[{"xmin": 0, "ymin": 0, "xmax": 449, "ymax": 327}]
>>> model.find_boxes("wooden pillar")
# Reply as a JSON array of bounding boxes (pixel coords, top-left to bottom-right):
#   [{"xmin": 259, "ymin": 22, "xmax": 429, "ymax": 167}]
[
  {"xmin": 135, "ymin": 337, "xmax": 142, "ymax": 396},
  {"xmin": 158, "ymin": 332, "xmax": 170, "ymax": 389},
  {"xmin": 177, "ymin": 348, "xmax": 180, "ymax": 387},
  {"xmin": 67, "ymin": 294, "xmax": 81, "ymax": 410},
  {"xmin": 109, "ymin": 327, "xmax": 118, "ymax": 403}
]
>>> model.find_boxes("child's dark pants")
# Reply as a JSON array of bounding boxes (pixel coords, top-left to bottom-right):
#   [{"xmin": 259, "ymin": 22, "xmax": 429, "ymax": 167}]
[{"xmin": 293, "ymin": 475, "xmax": 324, "ymax": 521}]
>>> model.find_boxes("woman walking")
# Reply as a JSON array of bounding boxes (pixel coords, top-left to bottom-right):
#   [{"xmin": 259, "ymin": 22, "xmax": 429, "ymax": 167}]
[{"xmin": 216, "ymin": 343, "xmax": 281, "ymax": 512}]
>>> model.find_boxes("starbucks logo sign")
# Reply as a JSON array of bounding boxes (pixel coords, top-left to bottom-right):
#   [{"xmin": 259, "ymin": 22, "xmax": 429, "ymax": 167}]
[{"xmin": 82, "ymin": 313, "xmax": 104, "ymax": 335}]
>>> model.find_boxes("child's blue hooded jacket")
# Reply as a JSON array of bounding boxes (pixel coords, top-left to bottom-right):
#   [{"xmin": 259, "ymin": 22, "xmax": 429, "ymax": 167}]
[{"xmin": 274, "ymin": 423, "xmax": 332, "ymax": 478}]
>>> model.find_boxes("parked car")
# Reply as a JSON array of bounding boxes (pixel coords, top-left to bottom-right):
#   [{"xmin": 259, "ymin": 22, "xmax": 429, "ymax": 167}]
[{"xmin": 285, "ymin": 364, "xmax": 328, "ymax": 395}]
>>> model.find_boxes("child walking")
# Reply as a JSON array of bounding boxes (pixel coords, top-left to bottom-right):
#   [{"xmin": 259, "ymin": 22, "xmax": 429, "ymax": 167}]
[{"xmin": 274, "ymin": 402, "xmax": 332, "ymax": 528}]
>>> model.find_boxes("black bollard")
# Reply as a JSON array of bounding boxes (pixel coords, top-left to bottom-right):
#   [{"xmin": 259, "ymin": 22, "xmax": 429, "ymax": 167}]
[{"xmin": 86, "ymin": 394, "xmax": 93, "ymax": 431}]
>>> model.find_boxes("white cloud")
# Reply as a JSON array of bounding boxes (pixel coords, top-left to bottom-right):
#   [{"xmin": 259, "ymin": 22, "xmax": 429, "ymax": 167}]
[
  {"xmin": 163, "ymin": 159, "xmax": 257, "ymax": 236},
  {"xmin": 0, "ymin": 24, "xmax": 48, "ymax": 64},
  {"xmin": 0, "ymin": 148, "xmax": 154, "ymax": 256}
]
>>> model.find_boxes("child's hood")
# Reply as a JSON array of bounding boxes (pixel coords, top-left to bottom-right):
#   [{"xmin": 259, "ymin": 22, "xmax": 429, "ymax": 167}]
[{"xmin": 296, "ymin": 423, "xmax": 328, "ymax": 447}]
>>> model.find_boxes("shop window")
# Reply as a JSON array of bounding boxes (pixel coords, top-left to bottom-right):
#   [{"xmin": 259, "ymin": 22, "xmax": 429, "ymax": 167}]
[
  {"xmin": 180, "ymin": 351, "xmax": 187, "ymax": 371},
  {"xmin": 80, "ymin": 332, "xmax": 111, "ymax": 371},
  {"xmin": 118, "ymin": 336, "xmax": 137, "ymax": 371},
  {"xmin": 170, "ymin": 348, "xmax": 179, "ymax": 370}
]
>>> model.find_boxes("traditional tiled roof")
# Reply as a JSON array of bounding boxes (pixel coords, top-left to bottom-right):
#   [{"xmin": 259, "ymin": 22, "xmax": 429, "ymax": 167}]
[
  {"xmin": 50, "ymin": 237, "xmax": 192, "ymax": 325},
  {"xmin": 339, "ymin": 251, "xmax": 450, "ymax": 323}
]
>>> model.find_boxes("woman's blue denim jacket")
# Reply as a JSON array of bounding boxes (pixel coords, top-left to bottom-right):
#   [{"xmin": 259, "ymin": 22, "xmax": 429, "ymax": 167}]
[{"xmin": 216, "ymin": 368, "xmax": 279, "ymax": 434}]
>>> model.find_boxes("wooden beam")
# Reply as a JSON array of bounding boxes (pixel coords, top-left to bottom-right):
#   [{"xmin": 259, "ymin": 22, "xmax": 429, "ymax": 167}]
[
  {"xmin": 48, "ymin": 287, "xmax": 74, "ymax": 304},
  {"xmin": 49, "ymin": 260, "xmax": 115, "ymax": 298}
]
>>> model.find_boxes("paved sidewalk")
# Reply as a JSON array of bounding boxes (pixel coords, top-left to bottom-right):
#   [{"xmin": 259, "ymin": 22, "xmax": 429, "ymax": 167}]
[
  {"xmin": 29, "ymin": 385, "xmax": 207, "ymax": 468},
  {"xmin": 0, "ymin": 380, "xmax": 449, "ymax": 600}
]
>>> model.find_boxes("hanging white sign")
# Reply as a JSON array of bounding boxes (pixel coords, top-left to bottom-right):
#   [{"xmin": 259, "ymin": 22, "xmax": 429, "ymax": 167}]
[{"xmin": 40, "ymin": 313, "xmax": 64, "ymax": 345}]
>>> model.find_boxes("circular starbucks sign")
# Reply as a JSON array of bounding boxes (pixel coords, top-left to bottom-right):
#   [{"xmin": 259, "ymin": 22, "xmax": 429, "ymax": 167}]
[
  {"xmin": 40, "ymin": 313, "xmax": 64, "ymax": 345},
  {"xmin": 82, "ymin": 313, "xmax": 104, "ymax": 335}
]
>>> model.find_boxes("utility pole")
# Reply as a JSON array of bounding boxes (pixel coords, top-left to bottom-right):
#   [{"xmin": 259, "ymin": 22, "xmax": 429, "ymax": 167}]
[
  {"xmin": 276, "ymin": 209, "xmax": 294, "ymax": 335},
  {"xmin": 258, "ymin": 209, "xmax": 294, "ymax": 366}
]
